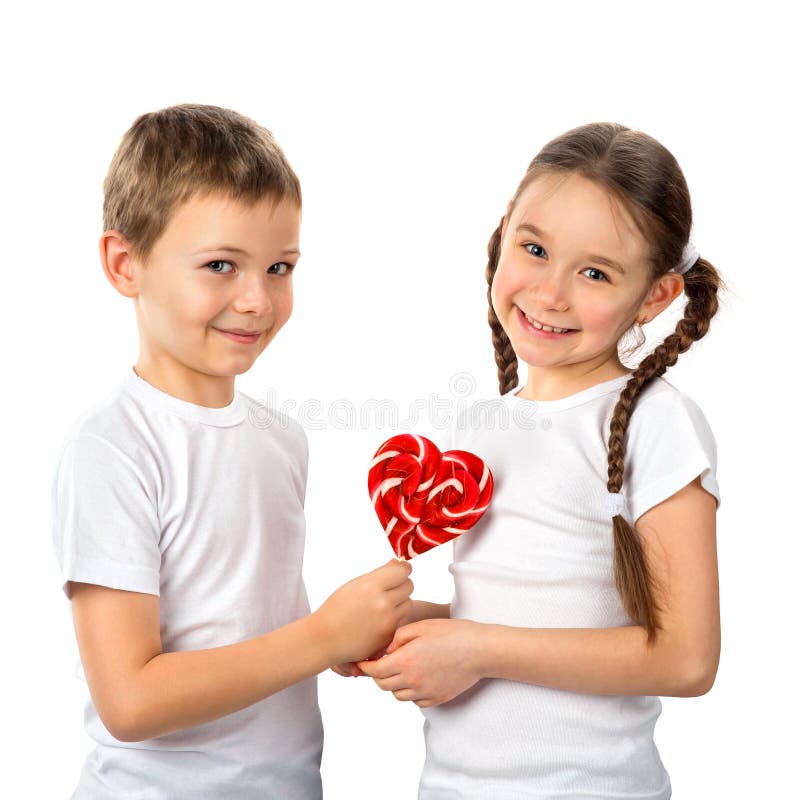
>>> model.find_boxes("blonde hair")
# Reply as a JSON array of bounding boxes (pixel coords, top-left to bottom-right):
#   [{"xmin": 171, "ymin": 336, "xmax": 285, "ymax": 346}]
[{"xmin": 102, "ymin": 104, "xmax": 301, "ymax": 260}]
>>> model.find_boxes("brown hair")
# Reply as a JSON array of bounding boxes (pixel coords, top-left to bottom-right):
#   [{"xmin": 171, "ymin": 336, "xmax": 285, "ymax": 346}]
[
  {"xmin": 485, "ymin": 122, "xmax": 726, "ymax": 643},
  {"xmin": 102, "ymin": 103, "xmax": 301, "ymax": 261}
]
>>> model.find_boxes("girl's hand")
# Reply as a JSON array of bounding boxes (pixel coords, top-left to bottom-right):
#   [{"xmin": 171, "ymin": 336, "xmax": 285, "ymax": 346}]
[
  {"xmin": 355, "ymin": 618, "xmax": 484, "ymax": 707},
  {"xmin": 330, "ymin": 599, "xmax": 442, "ymax": 678},
  {"xmin": 331, "ymin": 647, "xmax": 382, "ymax": 677},
  {"xmin": 330, "ymin": 649, "xmax": 383, "ymax": 677}
]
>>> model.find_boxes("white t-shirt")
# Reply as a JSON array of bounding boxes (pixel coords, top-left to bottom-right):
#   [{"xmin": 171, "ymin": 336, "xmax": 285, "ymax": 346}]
[
  {"xmin": 419, "ymin": 374, "xmax": 721, "ymax": 800},
  {"xmin": 51, "ymin": 369, "xmax": 323, "ymax": 800}
]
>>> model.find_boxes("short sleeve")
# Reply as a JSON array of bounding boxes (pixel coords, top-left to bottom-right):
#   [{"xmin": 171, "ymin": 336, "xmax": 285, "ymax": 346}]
[
  {"xmin": 51, "ymin": 433, "xmax": 161, "ymax": 599},
  {"xmin": 623, "ymin": 389, "xmax": 721, "ymax": 525}
]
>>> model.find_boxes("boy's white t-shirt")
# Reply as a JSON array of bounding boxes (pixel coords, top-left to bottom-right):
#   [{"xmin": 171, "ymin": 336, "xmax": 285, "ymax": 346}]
[
  {"xmin": 419, "ymin": 374, "xmax": 721, "ymax": 800},
  {"xmin": 51, "ymin": 369, "xmax": 323, "ymax": 800}
]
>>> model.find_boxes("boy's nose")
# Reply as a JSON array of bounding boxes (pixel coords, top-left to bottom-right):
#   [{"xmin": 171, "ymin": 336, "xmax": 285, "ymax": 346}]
[{"xmin": 232, "ymin": 274, "xmax": 274, "ymax": 314}]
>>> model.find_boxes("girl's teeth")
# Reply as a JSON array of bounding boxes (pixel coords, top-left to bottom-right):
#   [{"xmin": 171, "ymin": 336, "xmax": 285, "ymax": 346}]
[{"xmin": 523, "ymin": 312, "xmax": 570, "ymax": 334}]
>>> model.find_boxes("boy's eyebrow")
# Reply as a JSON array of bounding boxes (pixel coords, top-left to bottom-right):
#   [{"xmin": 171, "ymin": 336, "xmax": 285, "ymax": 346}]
[
  {"xmin": 515, "ymin": 222, "xmax": 626, "ymax": 275},
  {"xmin": 192, "ymin": 245, "xmax": 301, "ymax": 257}
]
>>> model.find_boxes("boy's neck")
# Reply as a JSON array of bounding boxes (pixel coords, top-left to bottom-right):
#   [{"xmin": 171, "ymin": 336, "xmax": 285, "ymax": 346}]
[{"xmin": 133, "ymin": 361, "xmax": 236, "ymax": 408}]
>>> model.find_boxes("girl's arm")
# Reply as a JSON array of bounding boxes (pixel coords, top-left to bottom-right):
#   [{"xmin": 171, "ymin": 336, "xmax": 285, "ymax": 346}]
[
  {"xmin": 407, "ymin": 599, "xmax": 451, "ymax": 622},
  {"xmin": 358, "ymin": 476, "xmax": 719, "ymax": 705},
  {"xmin": 70, "ymin": 559, "xmax": 413, "ymax": 741}
]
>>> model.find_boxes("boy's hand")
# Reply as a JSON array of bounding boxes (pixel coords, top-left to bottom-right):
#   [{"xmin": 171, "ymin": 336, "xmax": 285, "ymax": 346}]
[
  {"xmin": 314, "ymin": 559, "xmax": 413, "ymax": 666},
  {"xmin": 331, "ymin": 597, "xmax": 421, "ymax": 677},
  {"xmin": 330, "ymin": 662, "xmax": 361, "ymax": 677},
  {"xmin": 355, "ymin": 618, "xmax": 484, "ymax": 707}
]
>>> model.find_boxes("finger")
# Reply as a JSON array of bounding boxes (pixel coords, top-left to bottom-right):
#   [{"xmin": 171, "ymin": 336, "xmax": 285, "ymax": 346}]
[
  {"xmin": 331, "ymin": 662, "xmax": 359, "ymax": 677},
  {"xmin": 394, "ymin": 557, "xmax": 413, "ymax": 574},
  {"xmin": 355, "ymin": 658, "xmax": 392, "ymax": 679},
  {"xmin": 387, "ymin": 622, "xmax": 423, "ymax": 653},
  {"xmin": 392, "ymin": 688, "xmax": 419, "ymax": 702},
  {"xmin": 374, "ymin": 558, "xmax": 413, "ymax": 588},
  {"xmin": 392, "ymin": 600, "xmax": 413, "ymax": 624},
  {"xmin": 375, "ymin": 675, "xmax": 410, "ymax": 692},
  {"xmin": 388, "ymin": 579, "xmax": 414, "ymax": 606},
  {"xmin": 356, "ymin": 655, "xmax": 400, "ymax": 679}
]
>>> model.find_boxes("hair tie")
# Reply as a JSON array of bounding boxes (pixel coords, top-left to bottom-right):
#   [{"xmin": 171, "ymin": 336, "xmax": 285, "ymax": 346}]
[
  {"xmin": 674, "ymin": 240, "xmax": 699, "ymax": 274},
  {"xmin": 606, "ymin": 491, "xmax": 628, "ymax": 519}
]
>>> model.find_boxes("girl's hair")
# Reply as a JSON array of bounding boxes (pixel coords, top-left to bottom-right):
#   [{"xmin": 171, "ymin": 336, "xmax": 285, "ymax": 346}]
[
  {"xmin": 103, "ymin": 104, "xmax": 301, "ymax": 261},
  {"xmin": 485, "ymin": 122, "xmax": 725, "ymax": 643}
]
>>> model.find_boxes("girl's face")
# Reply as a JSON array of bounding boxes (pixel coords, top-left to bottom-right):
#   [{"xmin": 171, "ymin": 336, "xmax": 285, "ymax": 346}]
[{"xmin": 491, "ymin": 171, "xmax": 659, "ymax": 388}]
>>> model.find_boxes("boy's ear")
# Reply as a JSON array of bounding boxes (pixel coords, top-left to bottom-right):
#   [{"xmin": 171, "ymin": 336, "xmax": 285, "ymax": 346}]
[{"xmin": 99, "ymin": 231, "xmax": 139, "ymax": 298}]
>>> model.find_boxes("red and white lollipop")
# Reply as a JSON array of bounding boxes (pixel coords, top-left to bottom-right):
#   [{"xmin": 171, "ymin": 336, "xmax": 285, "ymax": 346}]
[{"xmin": 368, "ymin": 434, "xmax": 494, "ymax": 559}]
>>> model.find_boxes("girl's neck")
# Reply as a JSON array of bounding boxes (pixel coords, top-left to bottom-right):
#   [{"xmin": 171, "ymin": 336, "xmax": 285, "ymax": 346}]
[{"xmin": 517, "ymin": 363, "xmax": 632, "ymax": 402}]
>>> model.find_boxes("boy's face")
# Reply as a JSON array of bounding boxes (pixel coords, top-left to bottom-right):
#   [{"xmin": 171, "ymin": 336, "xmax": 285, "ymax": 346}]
[{"xmin": 130, "ymin": 191, "xmax": 300, "ymax": 404}]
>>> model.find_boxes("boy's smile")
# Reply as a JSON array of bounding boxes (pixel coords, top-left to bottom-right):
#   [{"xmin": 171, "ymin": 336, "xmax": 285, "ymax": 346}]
[{"xmin": 113, "ymin": 191, "xmax": 301, "ymax": 407}]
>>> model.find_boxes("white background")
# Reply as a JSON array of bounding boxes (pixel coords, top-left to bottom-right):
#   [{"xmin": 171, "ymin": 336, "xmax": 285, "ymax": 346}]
[{"xmin": 1, "ymin": 1, "xmax": 797, "ymax": 797}]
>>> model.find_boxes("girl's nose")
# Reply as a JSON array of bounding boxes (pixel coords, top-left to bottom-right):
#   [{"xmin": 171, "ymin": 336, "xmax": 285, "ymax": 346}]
[
  {"xmin": 231, "ymin": 273, "xmax": 274, "ymax": 315},
  {"xmin": 530, "ymin": 268, "xmax": 570, "ymax": 312}
]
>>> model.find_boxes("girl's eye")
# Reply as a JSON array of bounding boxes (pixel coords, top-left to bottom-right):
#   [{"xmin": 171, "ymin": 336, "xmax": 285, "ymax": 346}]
[
  {"xmin": 267, "ymin": 262, "xmax": 294, "ymax": 276},
  {"xmin": 207, "ymin": 260, "xmax": 234, "ymax": 274},
  {"xmin": 523, "ymin": 243, "xmax": 609, "ymax": 283},
  {"xmin": 525, "ymin": 243, "xmax": 547, "ymax": 259},
  {"xmin": 581, "ymin": 267, "xmax": 609, "ymax": 282}
]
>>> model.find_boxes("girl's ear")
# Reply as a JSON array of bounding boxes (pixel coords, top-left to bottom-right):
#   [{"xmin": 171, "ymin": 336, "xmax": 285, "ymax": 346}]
[
  {"xmin": 637, "ymin": 272, "xmax": 685, "ymax": 324},
  {"xmin": 99, "ymin": 231, "xmax": 139, "ymax": 299}
]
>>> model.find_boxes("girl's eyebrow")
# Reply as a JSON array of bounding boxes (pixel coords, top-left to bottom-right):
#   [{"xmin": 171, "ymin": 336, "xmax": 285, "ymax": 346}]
[
  {"xmin": 589, "ymin": 254, "xmax": 626, "ymax": 275},
  {"xmin": 516, "ymin": 222, "xmax": 547, "ymax": 239},
  {"xmin": 515, "ymin": 222, "xmax": 626, "ymax": 275}
]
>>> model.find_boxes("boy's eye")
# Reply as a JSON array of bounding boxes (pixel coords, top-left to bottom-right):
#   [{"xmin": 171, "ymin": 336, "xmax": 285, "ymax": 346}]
[
  {"xmin": 267, "ymin": 262, "xmax": 294, "ymax": 276},
  {"xmin": 525, "ymin": 243, "xmax": 547, "ymax": 258},
  {"xmin": 581, "ymin": 267, "xmax": 609, "ymax": 282},
  {"xmin": 207, "ymin": 260, "xmax": 234, "ymax": 274}
]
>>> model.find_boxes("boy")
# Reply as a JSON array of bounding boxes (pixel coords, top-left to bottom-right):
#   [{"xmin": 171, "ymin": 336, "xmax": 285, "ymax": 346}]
[{"xmin": 51, "ymin": 104, "xmax": 413, "ymax": 799}]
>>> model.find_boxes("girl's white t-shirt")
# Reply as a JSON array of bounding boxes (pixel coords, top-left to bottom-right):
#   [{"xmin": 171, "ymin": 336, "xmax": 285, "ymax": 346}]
[
  {"xmin": 51, "ymin": 369, "xmax": 323, "ymax": 800},
  {"xmin": 419, "ymin": 374, "xmax": 721, "ymax": 800}
]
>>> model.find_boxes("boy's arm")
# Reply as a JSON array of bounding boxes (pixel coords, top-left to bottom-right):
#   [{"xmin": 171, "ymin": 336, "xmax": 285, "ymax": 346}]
[{"xmin": 71, "ymin": 558, "xmax": 412, "ymax": 742}]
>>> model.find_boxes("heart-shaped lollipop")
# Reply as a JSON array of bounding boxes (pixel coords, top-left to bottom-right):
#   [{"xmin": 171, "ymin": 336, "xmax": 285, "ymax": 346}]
[{"xmin": 368, "ymin": 434, "xmax": 494, "ymax": 559}]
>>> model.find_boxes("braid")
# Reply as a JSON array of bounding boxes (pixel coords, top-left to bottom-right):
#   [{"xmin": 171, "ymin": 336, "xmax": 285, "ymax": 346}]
[
  {"xmin": 485, "ymin": 123, "xmax": 726, "ymax": 647},
  {"xmin": 606, "ymin": 257, "xmax": 722, "ymax": 642},
  {"xmin": 486, "ymin": 217, "xmax": 519, "ymax": 395}
]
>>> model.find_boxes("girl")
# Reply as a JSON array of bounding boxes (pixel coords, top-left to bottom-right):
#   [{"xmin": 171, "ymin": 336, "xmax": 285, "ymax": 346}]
[{"xmin": 356, "ymin": 122, "xmax": 725, "ymax": 799}]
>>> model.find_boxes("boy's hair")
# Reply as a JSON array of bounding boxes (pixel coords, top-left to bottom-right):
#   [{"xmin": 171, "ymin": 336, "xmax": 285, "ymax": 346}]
[
  {"xmin": 103, "ymin": 104, "xmax": 301, "ymax": 260},
  {"xmin": 485, "ymin": 122, "xmax": 728, "ymax": 643}
]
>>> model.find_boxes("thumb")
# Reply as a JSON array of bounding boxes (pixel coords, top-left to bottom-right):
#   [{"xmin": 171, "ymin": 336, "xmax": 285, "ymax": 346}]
[{"xmin": 387, "ymin": 621, "xmax": 423, "ymax": 653}]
